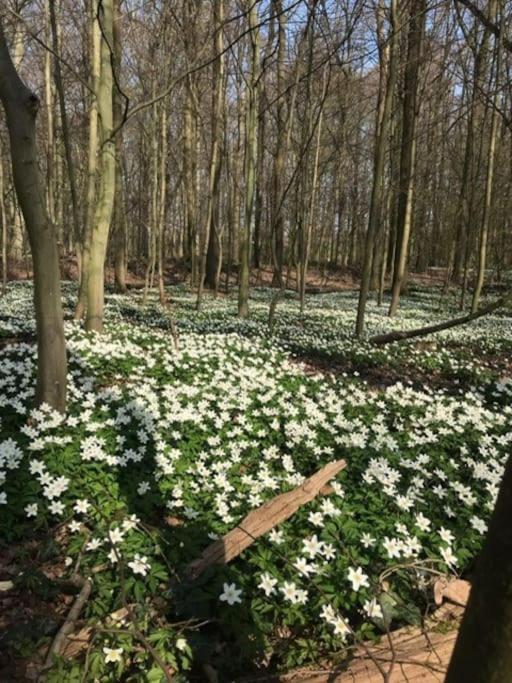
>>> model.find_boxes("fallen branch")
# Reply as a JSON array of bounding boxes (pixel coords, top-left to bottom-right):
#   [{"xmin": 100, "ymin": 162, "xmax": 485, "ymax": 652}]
[
  {"xmin": 369, "ymin": 292, "xmax": 512, "ymax": 345},
  {"xmin": 43, "ymin": 575, "xmax": 92, "ymax": 669},
  {"xmin": 186, "ymin": 459, "xmax": 347, "ymax": 579}
]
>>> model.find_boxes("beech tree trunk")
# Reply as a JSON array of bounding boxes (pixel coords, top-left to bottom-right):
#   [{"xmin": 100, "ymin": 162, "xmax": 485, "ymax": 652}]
[
  {"xmin": 388, "ymin": 0, "xmax": 426, "ymax": 317},
  {"xmin": 356, "ymin": 0, "xmax": 399, "ymax": 335},
  {"xmin": 199, "ymin": 0, "xmax": 224, "ymax": 303},
  {"xmin": 75, "ymin": 0, "xmax": 100, "ymax": 319},
  {"xmin": 471, "ymin": 0, "xmax": 500, "ymax": 313},
  {"xmin": 0, "ymin": 20, "xmax": 67, "ymax": 411},
  {"xmin": 238, "ymin": 0, "xmax": 260, "ymax": 318},
  {"xmin": 271, "ymin": 0, "xmax": 286, "ymax": 287},
  {"xmin": 157, "ymin": 102, "xmax": 168, "ymax": 305},
  {"xmin": 49, "ymin": 0, "xmax": 80, "ymax": 255},
  {"xmin": 85, "ymin": 0, "xmax": 116, "ymax": 332},
  {"xmin": 182, "ymin": 0, "xmax": 200, "ymax": 282},
  {"xmin": 113, "ymin": 0, "xmax": 127, "ymax": 294}
]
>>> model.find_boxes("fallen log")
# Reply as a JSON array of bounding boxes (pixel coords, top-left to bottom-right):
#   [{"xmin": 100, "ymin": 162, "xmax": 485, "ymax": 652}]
[
  {"xmin": 186, "ymin": 459, "xmax": 347, "ymax": 580},
  {"xmin": 237, "ymin": 603, "xmax": 463, "ymax": 682},
  {"xmin": 369, "ymin": 292, "xmax": 512, "ymax": 346}
]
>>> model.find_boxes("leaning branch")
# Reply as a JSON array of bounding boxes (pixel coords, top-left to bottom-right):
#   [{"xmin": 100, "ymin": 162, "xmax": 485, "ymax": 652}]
[{"xmin": 369, "ymin": 292, "xmax": 512, "ymax": 345}]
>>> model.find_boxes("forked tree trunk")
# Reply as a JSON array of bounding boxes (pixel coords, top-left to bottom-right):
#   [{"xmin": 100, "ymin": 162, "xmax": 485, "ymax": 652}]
[
  {"xmin": 85, "ymin": 0, "xmax": 116, "ymax": 332},
  {"xmin": 0, "ymin": 21, "xmax": 67, "ymax": 411}
]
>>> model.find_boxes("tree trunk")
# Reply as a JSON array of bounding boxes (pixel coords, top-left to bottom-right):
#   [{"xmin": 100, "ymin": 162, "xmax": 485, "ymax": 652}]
[
  {"xmin": 471, "ymin": 0, "xmax": 501, "ymax": 313},
  {"xmin": 85, "ymin": 0, "xmax": 116, "ymax": 333},
  {"xmin": 445, "ymin": 453, "xmax": 512, "ymax": 683},
  {"xmin": 44, "ymin": 0, "xmax": 56, "ymax": 226},
  {"xmin": 75, "ymin": 0, "xmax": 100, "ymax": 319},
  {"xmin": 112, "ymin": 0, "xmax": 127, "ymax": 294},
  {"xmin": 0, "ymin": 152, "xmax": 7, "ymax": 294},
  {"xmin": 49, "ymin": 0, "xmax": 80, "ymax": 256},
  {"xmin": 356, "ymin": 0, "xmax": 399, "ymax": 335},
  {"xmin": 271, "ymin": 0, "xmax": 287, "ymax": 287},
  {"xmin": 388, "ymin": 0, "xmax": 426, "ymax": 317},
  {"xmin": 157, "ymin": 103, "xmax": 168, "ymax": 304},
  {"xmin": 182, "ymin": 0, "xmax": 199, "ymax": 282},
  {"xmin": 0, "ymin": 20, "xmax": 67, "ymax": 411},
  {"xmin": 199, "ymin": 0, "xmax": 224, "ymax": 303},
  {"xmin": 238, "ymin": 0, "xmax": 260, "ymax": 318}
]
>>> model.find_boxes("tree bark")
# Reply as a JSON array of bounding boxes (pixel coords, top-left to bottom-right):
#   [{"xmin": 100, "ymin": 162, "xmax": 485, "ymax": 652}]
[
  {"xmin": 0, "ymin": 20, "xmax": 67, "ymax": 411},
  {"xmin": 356, "ymin": 0, "xmax": 399, "ymax": 335},
  {"xmin": 388, "ymin": 0, "xmax": 426, "ymax": 317},
  {"xmin": 0, "ymin": 150, "xmax": 7, "ymax": 294},
  {"xmin": 157, "ymin": 103, "xmax": 168, "ymax": 304},
  {"xmin": 238, "ymin": 0, "xmax": 260, "ymax": 318},
  {"xmin": 471, "ymin": 0, "xmax": 500, "ymax": 313},
  {"xmin": 182, "ymin": 0, "xmax": 200, "ymax": 282},
  {"xmin": 49, "ymin": 0, "xmax": 81, "ymax": 256},
  {"xmin": 113, "ymin": 0, "xmax": 127, "ymax": 294},
  {"xmin": 445, "ymin": 453, "xmax": 512, "ymax": 683},
  {"xmin": 271, "ymin": 0, "xmax": 287, "ymax": 287},
  {"xmin": 85, "ymin": 0, "xmax": 116, "ymax": 333},
  {"xmin": 75, "ymin": 0, "xmax": 100, "ymax": 319},
  {"xmin": 199, "ymin": 0, "xmax": 225, "ymax": 304}
]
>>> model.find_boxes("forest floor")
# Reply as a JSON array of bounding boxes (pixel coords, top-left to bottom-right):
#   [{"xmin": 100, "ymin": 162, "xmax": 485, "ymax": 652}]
[
  {"xmin": 4, "ymin": 255, "xmax": 453, "ymax": 293},
  {"xmin": 0, "ymin": 280, "xmax": 511, "ymax": 681}
]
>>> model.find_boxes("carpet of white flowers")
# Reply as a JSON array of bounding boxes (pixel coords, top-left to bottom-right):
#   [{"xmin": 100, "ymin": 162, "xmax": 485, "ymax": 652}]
[{"xmin": 1, "ymin": 281, "xmax": 512, "ymax": 681}]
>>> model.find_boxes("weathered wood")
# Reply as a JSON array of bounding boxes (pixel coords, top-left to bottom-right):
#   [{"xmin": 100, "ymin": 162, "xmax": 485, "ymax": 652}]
[
  {"xmin": 186, "ymin": 459, "xmax": 347, "ymax": 579},
  {"xmin": 261, "ymin": 604, "xmax": 463, "ymax": 683},
  {"xmin": 434, "ymin": 578, "xmax": 471, "ymax": 607}
]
